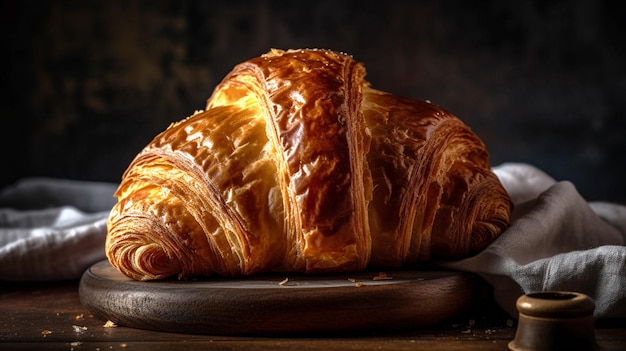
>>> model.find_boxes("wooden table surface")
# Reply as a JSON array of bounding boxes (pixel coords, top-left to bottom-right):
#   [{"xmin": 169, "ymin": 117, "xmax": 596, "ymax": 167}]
[{"xmin": 1, "ymin": 279, "xmax": 624, "ymax": 351}]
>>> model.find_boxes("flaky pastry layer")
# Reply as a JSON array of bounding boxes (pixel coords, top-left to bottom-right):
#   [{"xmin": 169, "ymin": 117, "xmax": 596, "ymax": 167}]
[{"xmin": 106, "ymin": 49, "xmax": 512, "ymax": 281}]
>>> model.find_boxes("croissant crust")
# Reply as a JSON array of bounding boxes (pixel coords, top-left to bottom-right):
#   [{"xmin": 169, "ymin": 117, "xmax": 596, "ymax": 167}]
[{"xmin": 106, "ymin": 49, "xmax": 512, "ymax": 281}]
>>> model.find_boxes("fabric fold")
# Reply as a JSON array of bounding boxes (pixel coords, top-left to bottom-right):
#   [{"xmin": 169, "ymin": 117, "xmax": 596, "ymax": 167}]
[
  {"xmin": 437, "ymin": 163, "xmax": 626, "ymax": 319},
  {"xmin": 0, "ymin": 178, "xmax": 116, "ymax": 281}
]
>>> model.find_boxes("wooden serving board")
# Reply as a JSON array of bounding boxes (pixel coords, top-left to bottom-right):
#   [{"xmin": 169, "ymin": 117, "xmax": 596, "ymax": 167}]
[{"xmin": 79, "ymin": 260, "xmax": 478, "ymax": 336}]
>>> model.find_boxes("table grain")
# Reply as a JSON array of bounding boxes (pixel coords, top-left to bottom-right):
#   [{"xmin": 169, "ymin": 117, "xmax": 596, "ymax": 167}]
[{"xmin": 1, "ymin": 280, "xmax": 624, "ymax": 350}]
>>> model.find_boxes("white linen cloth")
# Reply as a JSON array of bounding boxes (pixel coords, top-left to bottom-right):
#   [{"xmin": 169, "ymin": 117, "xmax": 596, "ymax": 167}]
[
  {"xmin": 1, "ymin": 164, "xmax": 625, "ymax": 319},
  {"xmin": 437, "ymin": 163, "xmax": 626, "ymax": 319},
  {"xmin": 0, "ymin": 178, "xmax": 116, "ymax": 281}
]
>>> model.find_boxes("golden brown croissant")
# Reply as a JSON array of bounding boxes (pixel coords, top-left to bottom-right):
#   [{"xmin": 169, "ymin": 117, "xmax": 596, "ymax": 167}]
[{"xmin": 106, "ymin": 49, "xmax": 512, "ymax": 281}]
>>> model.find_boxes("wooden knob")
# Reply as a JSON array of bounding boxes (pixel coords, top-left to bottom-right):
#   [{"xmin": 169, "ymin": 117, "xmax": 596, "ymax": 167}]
[{"xmin": 508, "ymin": 291, "xmax": 599, "ymax": 351}]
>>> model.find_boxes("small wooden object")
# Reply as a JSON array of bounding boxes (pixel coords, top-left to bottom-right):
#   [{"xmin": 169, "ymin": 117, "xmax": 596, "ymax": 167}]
[
  {"xmin": 79, "ymin": 260, "xmax": 478, "ymax": 335},
  {"xmin": 509, "ymin": 291, "xmax": 599, "ymax": 351}
]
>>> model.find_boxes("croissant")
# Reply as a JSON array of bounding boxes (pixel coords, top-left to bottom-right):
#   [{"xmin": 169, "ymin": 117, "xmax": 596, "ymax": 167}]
[{"xmin": 106, "ymin": 48, "xmax": 512, "ymax": 281}]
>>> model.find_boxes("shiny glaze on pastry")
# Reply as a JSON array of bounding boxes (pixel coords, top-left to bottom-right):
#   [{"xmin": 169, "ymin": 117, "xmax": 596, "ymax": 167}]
[{"xmin": 106, "ymin": 49, "xmax": 512, "ymax": 280}]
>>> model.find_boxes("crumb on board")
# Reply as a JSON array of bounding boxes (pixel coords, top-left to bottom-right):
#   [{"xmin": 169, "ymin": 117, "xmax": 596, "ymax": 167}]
[
  {"xmin": 278, "ymin": 277, "xmax": 289, "ymax": 286},
  {"xmin": 347, "ymin": 278, "xmax": 364, "ymax": 287},
  {"xmin": 41, "ymin": 329, "xmax": 52, "ymax": 336},
  {"xmin": 372, "ymin": 272, "xmax": 392, "ymax": 280},
  {"xmin": 75, "ymin": 314, "xmax": 84, "ymax": 320},
  {"xmin": 104, "ymin": 320, "xmax": 118, "ymax": 328}
]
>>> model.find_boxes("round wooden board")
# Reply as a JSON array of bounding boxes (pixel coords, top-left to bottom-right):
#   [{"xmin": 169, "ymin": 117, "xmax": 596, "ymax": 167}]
[{"xmin": 79, "ymin": 260, "xmax": 478, "ymax": 336}]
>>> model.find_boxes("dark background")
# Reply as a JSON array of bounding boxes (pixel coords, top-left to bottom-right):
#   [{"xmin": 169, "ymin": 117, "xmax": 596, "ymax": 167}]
[{"xmin": 2, "ymin": 0, "xmax": 625, "ymax": 203}]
